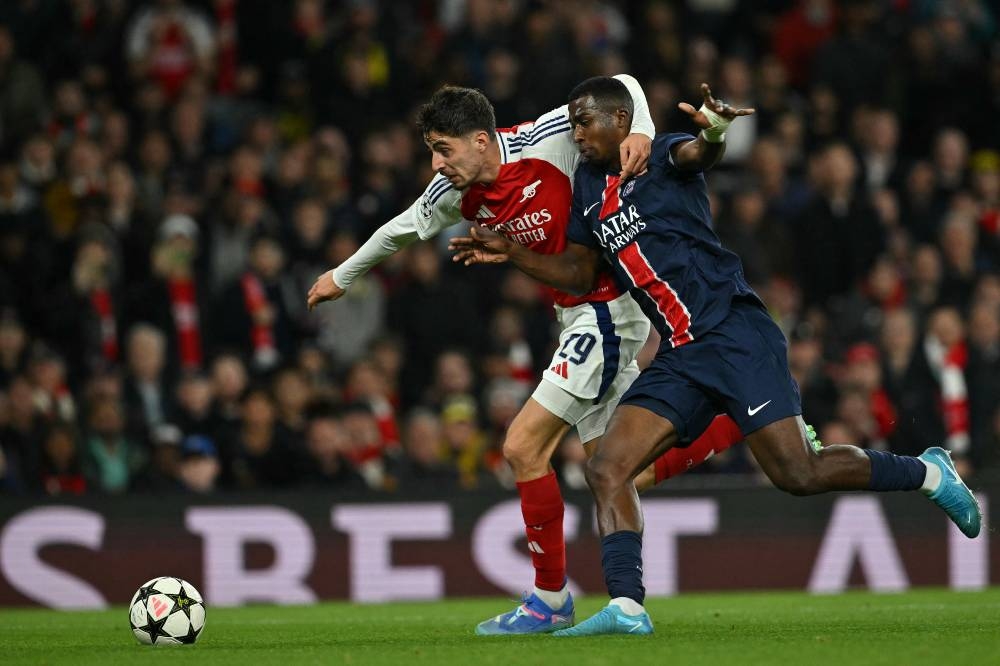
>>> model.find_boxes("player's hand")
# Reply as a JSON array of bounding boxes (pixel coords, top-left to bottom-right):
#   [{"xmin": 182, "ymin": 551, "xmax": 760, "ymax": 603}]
[
  {"xmin": 678, "ymin": 83, "xmax": 754, "ymax": 128},
  {"xmin": 307, "ymin": 270, "xmax": 346, "ymax": 310},
  {"xmin": 620, "ymin": 133, "xmax": 652, "ymax": 179},
  {"xmin": 449, "ymin": 225, "xmax": 513, "ymax": 266}
]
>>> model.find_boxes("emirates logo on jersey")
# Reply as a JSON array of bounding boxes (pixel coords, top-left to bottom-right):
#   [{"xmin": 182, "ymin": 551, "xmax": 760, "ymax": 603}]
[{"xmin": 518, "ymin": 179, "xmax": 542, "ymax": 203}]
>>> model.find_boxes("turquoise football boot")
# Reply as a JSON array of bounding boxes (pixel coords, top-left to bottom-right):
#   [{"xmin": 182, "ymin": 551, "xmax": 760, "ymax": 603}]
[
  {"xmin": 552, "ymin": 603, "xmax": 652, "ymax": 637},
  {"xmin": 475, "ymin": 592, "xmax": 574, "ymax": 635},
  {"xmin": 919, "ymin": 447, "xmax": 982, "ymax": 538}
]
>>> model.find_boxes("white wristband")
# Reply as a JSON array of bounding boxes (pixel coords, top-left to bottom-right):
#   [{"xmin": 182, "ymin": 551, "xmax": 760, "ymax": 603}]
[{"xmin": 699, "ymin": 104, "xmax": 730, "ymax": 143}]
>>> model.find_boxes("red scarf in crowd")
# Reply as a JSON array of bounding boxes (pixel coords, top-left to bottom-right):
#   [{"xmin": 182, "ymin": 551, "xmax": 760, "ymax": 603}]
[
  {"xmin": 240, "ymin": 272, "xmax": 277, "ymax": 365},
  {"xmin": 940, "ymin": 342, "xmax": 970, "ymax": 452},
  {"xmin": 90, "ymin": 287, "xmax": 118, "ymax": 363},
  {"xmin": 167, "ymin": 277, "xmax": 203, "ymax": 370}
]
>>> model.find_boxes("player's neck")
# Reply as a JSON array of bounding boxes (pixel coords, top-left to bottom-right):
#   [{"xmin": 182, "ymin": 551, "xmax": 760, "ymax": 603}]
[{"xmin": 477, "ymin": 141, "xmax": 503, "ymax": 185}]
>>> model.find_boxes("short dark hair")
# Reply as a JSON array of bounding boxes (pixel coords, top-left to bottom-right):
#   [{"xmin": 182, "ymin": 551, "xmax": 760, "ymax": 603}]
[
  {"xmin": 416, "ymin": 86, "xmax": 496, "ymax": 138},
  {"xmin": 568, "ymin": 76, "xmax": 633, "ymax": 116}
]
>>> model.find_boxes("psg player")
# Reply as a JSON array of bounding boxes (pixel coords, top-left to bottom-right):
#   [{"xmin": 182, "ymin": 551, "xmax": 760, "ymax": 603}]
[{"xmin": 451, "ymin": 77, "xmax": 981, "ymax": 636}]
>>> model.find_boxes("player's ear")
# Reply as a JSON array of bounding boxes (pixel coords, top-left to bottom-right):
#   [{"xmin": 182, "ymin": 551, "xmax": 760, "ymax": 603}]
[
  {"xmin": 474, "ymin": 130, "xmax": 491, "ymax": 152},
  {"xmin": 616, "ymin": 108, "xmax": 630, "ymax": 130}
]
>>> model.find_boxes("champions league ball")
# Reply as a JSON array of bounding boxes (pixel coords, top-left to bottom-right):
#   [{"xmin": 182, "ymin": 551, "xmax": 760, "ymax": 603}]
[{"xmin": 128, "ymin": 576, "xmax": 206, "ymax": 645}]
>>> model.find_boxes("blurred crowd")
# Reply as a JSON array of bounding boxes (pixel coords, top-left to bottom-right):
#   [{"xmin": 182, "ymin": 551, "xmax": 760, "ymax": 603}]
[{"xmin": 0, "ymin": 0, "xmax": 998, "ymax": 497}]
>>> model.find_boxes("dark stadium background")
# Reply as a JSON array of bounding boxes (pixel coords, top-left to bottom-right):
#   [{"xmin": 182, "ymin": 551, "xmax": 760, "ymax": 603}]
[{"xmin": 0, "ymin": 0, "xmax": 998, "ymax": 607}]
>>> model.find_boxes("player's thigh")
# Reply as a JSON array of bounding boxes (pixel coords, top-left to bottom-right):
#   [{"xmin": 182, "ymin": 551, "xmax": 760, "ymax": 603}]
[
  {"xmin": 543, "ymin": 295, "xmax": 649, "ymax": 403},
  {"xmin": 504, "ymin": 394, "xmax": 574, "ymax": 461},
  {"xmin": 617, "ymin": 346, "xmax": 718, "ymax": 447},
  {"xmin": 577, "ymin": 360, "xmax": 641, "ymax": 454},
  {"xmin": 746, "ymin": 415, "xmax": 816, "ymax": 478},
  {"xmin": 693, "ymin": 298, "xmax": 802, "ymax": 437},
  {"xmin": 591, "ymin": 404, "xmax": 681, "ymax": 480}
]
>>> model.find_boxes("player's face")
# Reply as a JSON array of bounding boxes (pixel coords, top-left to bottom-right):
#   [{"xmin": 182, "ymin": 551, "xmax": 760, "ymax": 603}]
[
  {"xmin": 425, "ymin": 130, "xmax": 490, "ymax": 189},
  {"xmin": 569, "ymin": 96, "xmax": 629, "ymax": 167}
]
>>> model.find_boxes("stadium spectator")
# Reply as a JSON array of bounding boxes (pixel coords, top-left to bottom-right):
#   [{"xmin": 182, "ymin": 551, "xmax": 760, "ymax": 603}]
[
  {"xmin": 0, "ymin": 310, "xmax": 27, "ymax": 388},
  {"xmin": 81, "ymin": 394, "xmax": 146, "ymax": 494},
  {"xmin": 439, "ymin": 394, "xmax": 489, "ymax": 491},
  {"xmin": 127, "ymin": 213, "xmax": 210, "ymax": 372},
  {"xmin": 340, "ymin": 401, "xmax": 390, "ymax": 490},
  {"xmin": 122, "ymin": 323, "xmax": 174, "ymax": 442},
  {"xmin": 216, "ymin": 232, "xmax": 299, "ymax": 371},
  {"xmin": 397, "ymin": 407, "xmax": 453, "ymax": 488},
  {"xmin": 302, "ymin": 406, "xmax": 367, "ymax": 490},
  {"xmin": 176, "ymin": 433, "xmax": 220, "ymax": 493},
  {"xmin": 879, "ymin": 308, "xmax": 943, "ymax": 457},
  {"xmin": 173, "ymin": 371, "xmax": 215, "ymax": 439},
  {"xmin": 125, "ymin": 0, "xmax": 215, "ymax": 100},
  {"xmin": 0, "ymin": 22, "xmax": 46, "ymax": 146},
  {"xmin": 222, "ymin": 386, "xmax": 298, "ymax": 489},
  {"xmin": 272, "ymin": 366, "xmax": 314, "ymax": 440},
  {"xmin": 208, "ymin": 352, "xmax": 247, "ymax": 430},
  {"xmin": 38, "ymin": 421, "xmax": 86, "ymax": 496}
]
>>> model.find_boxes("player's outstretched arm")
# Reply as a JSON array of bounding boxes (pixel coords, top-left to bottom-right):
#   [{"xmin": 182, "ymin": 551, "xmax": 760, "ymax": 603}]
[
  {"xmin": 450, "ymin": 226, "xmax": 601, "ymax": 296},
  {"xmin": 306, "ymin": 212, "xmax": 420, "ymax": 310},
  {"xmin": 673, "ymin": 82, "xmax": 754, "ymax": 171},
  {"xmin": 306, "ymin": 175, "xmax": 460, "ymax": 309}
]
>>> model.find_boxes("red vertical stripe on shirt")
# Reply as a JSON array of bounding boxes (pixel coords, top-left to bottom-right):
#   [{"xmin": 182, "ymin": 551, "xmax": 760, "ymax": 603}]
[
  {"xmin": 599, "ymin": 175, "xmax": 621, "ymax": 219},
  {"xmin": 617, "ymin": 243, "xmax": 694, "ymax": 347}
]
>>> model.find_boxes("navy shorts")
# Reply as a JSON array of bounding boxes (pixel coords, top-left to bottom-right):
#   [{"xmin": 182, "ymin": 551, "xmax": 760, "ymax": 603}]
[{"xmin": 620, "ymin": 297, "xmax": 802, "ymax": 444}]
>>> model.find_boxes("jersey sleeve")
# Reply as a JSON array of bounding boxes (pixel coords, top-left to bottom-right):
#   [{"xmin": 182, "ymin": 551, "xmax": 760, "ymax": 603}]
[
  {"xmin": 509, "ymin": 106, "xmax": 578, "ymax": 178},
  {"xmin": 660, "ymin": 132, "xmax": 699, "ymax": 172},
  {"xmin": 332, "ymin": 175, "xmax": 463, "ymax": 289},
  {"xmin": 613, "ymin": 74, "xmax": 655, "ymax": 139},
  {"xmin": 412, "ymin": 175, "xmax": 465, "ymax": 239},
  {"xmin": 567, "ymin": 172, "xmax": 599, "ymax": 248}
]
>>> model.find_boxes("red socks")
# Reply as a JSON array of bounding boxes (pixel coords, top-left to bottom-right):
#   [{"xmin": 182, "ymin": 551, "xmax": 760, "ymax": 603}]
[
  {"xmin": 654, "ymin": 415, "xmax": 743, "ymax": 484},
  {"xmin": 517, "ymin": 471, "xmax": 565, "ymax": 591}
]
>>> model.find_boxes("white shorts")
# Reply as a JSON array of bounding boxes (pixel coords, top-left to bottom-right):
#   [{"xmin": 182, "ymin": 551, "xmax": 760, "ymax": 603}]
[{"xmin": 531, "ymin": 292, "xmax": 650, "ymax": 443}]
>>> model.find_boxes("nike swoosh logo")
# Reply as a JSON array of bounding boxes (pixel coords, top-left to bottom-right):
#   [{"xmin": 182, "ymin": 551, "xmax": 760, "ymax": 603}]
[
  {"xmin": 616, "ymin": 617, "xmax": 645, "ymax": 633},
  {"xmin": 747, "ymin": 400, "xmax": 772, "ymax": 416},
  {"xmin": 583, "ymin": 202, "xmax": 600, "ymax": 216}
]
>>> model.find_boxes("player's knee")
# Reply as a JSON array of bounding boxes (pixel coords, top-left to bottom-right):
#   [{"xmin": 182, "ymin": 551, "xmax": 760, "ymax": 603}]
[
  {"xmin": 584, "ymin": 454, "xmax": 631, "ymax": 494},
  {"xmin": 502, "ymin": 433, "xmax": 545, "ymax": 471},
  {"xmin": 767, "ymin": 463, "xmax": 820, "ymax": 496}
]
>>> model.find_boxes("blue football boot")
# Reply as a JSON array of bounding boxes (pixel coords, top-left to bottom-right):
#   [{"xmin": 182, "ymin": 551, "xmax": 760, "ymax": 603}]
[
  {"xmin": 919, "ymin": 447, "xmax": 982, "ymax": 538},
  {"xmin": 475, "ymin": 592, "xmax": 575, "ymax": 635},
  {"xmin": 552, "ymin": 603, "xmax": 653, "ymax": 637}
]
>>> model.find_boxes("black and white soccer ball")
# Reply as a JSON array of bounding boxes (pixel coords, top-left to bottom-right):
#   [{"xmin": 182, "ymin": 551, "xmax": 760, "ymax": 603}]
[{"xmin": 128, "ymin": 576, "xmax": 206, "ymax": 645}]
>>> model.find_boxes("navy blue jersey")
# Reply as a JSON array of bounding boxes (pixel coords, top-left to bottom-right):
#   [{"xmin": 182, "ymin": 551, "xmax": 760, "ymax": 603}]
[{"xmin": 567, "ymin": 132, "xmax": 759, "ymax": 347}]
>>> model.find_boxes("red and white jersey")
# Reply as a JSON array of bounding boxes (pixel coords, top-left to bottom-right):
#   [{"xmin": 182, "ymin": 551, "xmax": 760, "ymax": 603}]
[
  {"xmin": 331, "ymin": 74, "xmax": 654, "ymax": 303},
  {"xmin": 413, "ymin": 107, "xmax": 619, "ymax": 307}
]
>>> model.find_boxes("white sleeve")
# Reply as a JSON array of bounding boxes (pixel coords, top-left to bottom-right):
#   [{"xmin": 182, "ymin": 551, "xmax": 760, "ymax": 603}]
[
  {"xmin": 332, "ymin": 210, "xmax": 419, "ymax": 290},
  {"xmin": 332, "ymin": 176, "xmax": 463, "ymax": 289},
  {"xmin": 613, "ymin": 74, "xmax": 655, "ymax": 139}
]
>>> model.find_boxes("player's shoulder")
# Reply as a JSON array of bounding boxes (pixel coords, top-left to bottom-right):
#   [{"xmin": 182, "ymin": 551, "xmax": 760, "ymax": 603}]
[
  {"xmin": 498, "ymin": 105, "xmax": 572, "ymax": 156},
  {"xmin": 653, "ymin": 132, "xmax": 698, "ymax": 167},
  {"xmin": 417, "ymin": 174, "xmax": 461, "ymax": 218}
]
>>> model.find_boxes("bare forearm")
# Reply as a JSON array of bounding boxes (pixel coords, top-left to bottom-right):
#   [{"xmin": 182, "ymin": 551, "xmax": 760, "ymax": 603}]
[
  {"xmin": 507, "ymin": 245, "xmax": 597, "ymax": 296},
  {"xmin": 674, "ymin": 133, "xmax": 726, "ymax": 171}
]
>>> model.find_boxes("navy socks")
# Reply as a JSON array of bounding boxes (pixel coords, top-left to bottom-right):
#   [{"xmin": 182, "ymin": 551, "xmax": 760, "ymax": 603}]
[
  {"xmin": 864, "ymin": 449, "xmax": 926, "ymax": 492},
  {"xmin": 600, "ymin": 530, "xmax": 645, "ymax": 604}
]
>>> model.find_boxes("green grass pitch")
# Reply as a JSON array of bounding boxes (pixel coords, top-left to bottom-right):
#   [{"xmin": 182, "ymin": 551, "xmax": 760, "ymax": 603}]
[{"xmin": 3, "ymin": 589, "xmax": 1000, "ymax": 665}]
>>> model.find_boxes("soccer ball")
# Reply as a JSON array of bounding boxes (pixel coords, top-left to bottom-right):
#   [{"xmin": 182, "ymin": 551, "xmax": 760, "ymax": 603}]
[{"xmin": 128, "ymin": 576, "xmax": 206, "ymax": 645}]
